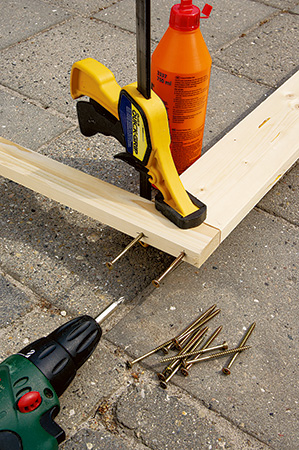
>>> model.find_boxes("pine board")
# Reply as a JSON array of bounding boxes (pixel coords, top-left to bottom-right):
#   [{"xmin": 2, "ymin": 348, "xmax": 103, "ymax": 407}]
[
  {"xmin": 0, "ymin": 137, "xmax": 220, "ymax": 267},
  {"xmin": 0, "ymin": 71, "xmax": 298, "ymax": 267},
  {"xmin": 181, "ymin": 70, "xmax": 299, "ymax": 240}
]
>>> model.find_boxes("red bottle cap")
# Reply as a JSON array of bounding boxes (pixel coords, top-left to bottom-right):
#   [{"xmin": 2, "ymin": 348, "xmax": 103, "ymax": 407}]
[
  {"xmin": 169, "ymin": 0, "xmax": 200, "ymax": 31},
  {"xmin": 169, "ymin": 1, "xmax": 212, "ymax": 31}
]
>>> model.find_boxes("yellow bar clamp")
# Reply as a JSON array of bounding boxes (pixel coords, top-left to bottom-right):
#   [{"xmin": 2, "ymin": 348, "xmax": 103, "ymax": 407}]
[{"xmin": 70, "ymin": 58, "xmax": 206, "ymax": 228}]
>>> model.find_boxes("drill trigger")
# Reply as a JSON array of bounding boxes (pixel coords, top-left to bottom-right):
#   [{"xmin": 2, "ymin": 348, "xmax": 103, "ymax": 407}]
[{"xmin": 39, "ymin": 406, "xmax": 65, "ymax": 445}]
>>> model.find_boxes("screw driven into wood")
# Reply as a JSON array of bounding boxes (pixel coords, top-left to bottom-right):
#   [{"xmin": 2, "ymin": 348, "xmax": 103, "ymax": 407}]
[
  {"xmin": 222, "ymin": 322, "xmax": 256, "ymax": 375},
  {"xmin": 152, "ymin": 251, "xmax": 185, "ymax": 287},
  {"xmin": 106, "ymin": 232, "xmax": 145, "ymax": 269}
]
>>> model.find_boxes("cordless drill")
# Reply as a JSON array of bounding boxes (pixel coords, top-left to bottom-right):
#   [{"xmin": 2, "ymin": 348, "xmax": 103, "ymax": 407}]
[{"xmin": 0, "ymin": 297, "xmax": 124, "ymax": 450}]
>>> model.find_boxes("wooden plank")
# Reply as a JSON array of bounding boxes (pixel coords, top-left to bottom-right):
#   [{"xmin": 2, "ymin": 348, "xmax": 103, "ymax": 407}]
[
  {"xmin": 181, "ymin": 70, "xmax": 299, "ymax": 240},
  {"xmin": 0, "ymin": 71, "xmax": 298, "ymax": 268},
  {"xmin": 0, "ymin": 137, "xmax": 220, "ymax": 267}
]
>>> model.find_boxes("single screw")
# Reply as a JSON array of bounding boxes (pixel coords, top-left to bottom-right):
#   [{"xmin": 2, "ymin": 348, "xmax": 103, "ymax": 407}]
[
  {"xmin": 152, "ymin": 252, "xmax": 185, "ymax": 287},
  {"xmin": 126, "ymin": 337, "xmax": 173, "ymax": 369},
  {"xmin": 222, "ymin": 322, "xmax": 256, "ymax": 375},
  {"xmin": 106, "ymin": 232, "xmax": 145, "ymax": 269},
  {"xmin": 200, "ymin": 325, "xmax": 223, "ymax": 351},
  {"xmin": 160, "ymin": 341, "xmax": 228, "ymax": 364},
  {"xmin": 186, "ymin": 345, "xmax": 251, "ymax": 365}
]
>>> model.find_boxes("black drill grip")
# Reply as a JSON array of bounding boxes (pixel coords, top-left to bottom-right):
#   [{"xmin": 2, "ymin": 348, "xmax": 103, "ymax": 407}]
[
  {"xmin": 0, "ymin": 431, "xmax": 23, "ymax": 450},
  {"xmin": 19, "ymin": 316, "xmax": 102, "ymax": 397}
]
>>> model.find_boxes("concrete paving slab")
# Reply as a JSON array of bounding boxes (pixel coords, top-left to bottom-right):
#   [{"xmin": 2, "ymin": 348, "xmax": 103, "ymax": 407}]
[
  {"xmin": 0, "ymin": 185, "xmax": 81, "ymax": 304},
  {"xmin": 46, "ymin": 0, "xmax": 117, "ymax": 15},
  {"xmin": 95, "ymin": 0, "xmax": 276, "ymax": 52},
  {"xmin": 115, "ymin": 380, "xmax": 269, "ymax": 450},
  {"xmin": 0, "ymin": 271, "xmax": 32, "ymax": 326},
  {"xmin": 61, "ymin": 427, "xmax": 142, "ymax": 450},
  {"xmin": 0, "ymin": 89, "xmax": 73, "ymax": 150},
  {"xmin": 0, "ymin": 17, "xmax": 137, "ymax": 118},
  {"xmin": 56, "ymin": 340, "xmax": 128, "ymax": 436},
  {"xmin": 107, "ymin": 209, "xmax": 298, "ymax": 450},
  {"xmin": 0, "ymin": 305, "xmax": 65, "ymax": 361},
  {"xmin": 0, "ymin": 0, "xmax": 72, "ymax": 50},
  {"xmin": 213, "ymin": 11, "xmax": 299, "ymax": 88},
  {"xmin": 255, "ymin": 0, "xmax": 299, "ymax": 10}
]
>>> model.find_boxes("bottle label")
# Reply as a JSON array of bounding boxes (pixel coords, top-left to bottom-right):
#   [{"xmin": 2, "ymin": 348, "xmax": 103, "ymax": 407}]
[
  {"xmin": 152, "ymin": 69, "xmax": 210, "ymax": 173},
  {"xmin": 173, "ymin": 74, "xmax": 209, "ymax": 123}
]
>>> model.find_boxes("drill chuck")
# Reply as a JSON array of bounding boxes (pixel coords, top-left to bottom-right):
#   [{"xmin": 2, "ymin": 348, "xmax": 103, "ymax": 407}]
[{"xmin": 19, "ymin": 315, "xmax": 102, "ymax": 397}]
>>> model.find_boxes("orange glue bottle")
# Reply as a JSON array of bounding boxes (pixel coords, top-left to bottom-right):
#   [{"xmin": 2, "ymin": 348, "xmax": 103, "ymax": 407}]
[{"xmin": 151, "ymin": 1, "xmax": 212, "ymax": 174}]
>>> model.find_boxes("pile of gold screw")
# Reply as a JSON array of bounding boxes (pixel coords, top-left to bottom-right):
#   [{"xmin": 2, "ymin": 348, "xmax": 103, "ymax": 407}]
[{"xmin": 126, "ymin": 305, "xmax": 255, "ymax": 389}]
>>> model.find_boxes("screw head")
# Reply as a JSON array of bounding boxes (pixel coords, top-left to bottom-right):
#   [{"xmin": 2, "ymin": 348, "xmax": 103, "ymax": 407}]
[
  {"xmin": 181, "ymin": 368, "xmax": 189, "ymax": 377},
  {"xmin": 222, "ymin": 367, "xmax": 231, "ymax": 375},
  {"xmin": 126, "ymin": 361, "xmax": 133, "ymax": 369},
  {"xmin": 157, "ymin": 372, "xmax": 166, "ymax": 381}
]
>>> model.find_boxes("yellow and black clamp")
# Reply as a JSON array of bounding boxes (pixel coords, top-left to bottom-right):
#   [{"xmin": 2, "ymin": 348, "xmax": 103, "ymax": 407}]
[{"xmin": 70, "ymin": 0, "xmax": 206, "ymax": 229}]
